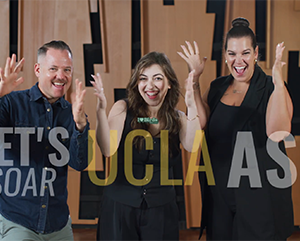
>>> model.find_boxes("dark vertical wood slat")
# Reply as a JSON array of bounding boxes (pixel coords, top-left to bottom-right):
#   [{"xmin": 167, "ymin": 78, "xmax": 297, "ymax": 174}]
[{"xmin": 99, "ymin": 0, "xmax": 108, "ymax": 73}]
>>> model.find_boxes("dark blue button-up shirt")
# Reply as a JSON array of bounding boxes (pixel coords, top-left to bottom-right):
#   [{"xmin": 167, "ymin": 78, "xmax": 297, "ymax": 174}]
[{"xmin": 0, "ymin": 83, "xmax": 89, "ymax": 233}]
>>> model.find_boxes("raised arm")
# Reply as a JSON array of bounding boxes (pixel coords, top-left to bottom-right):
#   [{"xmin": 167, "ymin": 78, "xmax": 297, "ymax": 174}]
[
  {"xmin": 91, "ymin": 73, "xmax": 126, "ymax": 157},
  {"xmin": 178, "ymin": 41, "xmax": 210, "ymax": 129},
  {"xmin": 0, "ymin": 54, "xmax": 25, "ymax": 97},
  {"xmin": 179, "ymin": 70, "xmax": 201, "ymax": 152},
  {"xmin": 266, "ymin": 42, "xmax": 293, "ymax": 141}
]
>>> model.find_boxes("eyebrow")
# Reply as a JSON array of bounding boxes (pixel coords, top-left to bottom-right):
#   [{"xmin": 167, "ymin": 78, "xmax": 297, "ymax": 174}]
[
  {"xmin": 49, "ymin": 65, "xmax": 72, "ymax": 69},
  {"xmin": 139, "ymin": 73, "xmax": 164, "ymax": 77},
  {"xmin": 227, "ymin": 48, "xmax": 251, "ymax": 53}
]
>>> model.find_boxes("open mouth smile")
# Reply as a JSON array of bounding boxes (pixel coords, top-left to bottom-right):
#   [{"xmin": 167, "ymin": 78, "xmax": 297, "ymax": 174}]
[
  {"xmin": 146, "ymin": 91, "xmax": 159, "ymax": 100},
  {"xmin": 52, "ymin": 82, "xmax": 66, "ymax": 88},
  {"xmin": 234, "ymin": 66, "xmax": 247, "ymax": 75}
]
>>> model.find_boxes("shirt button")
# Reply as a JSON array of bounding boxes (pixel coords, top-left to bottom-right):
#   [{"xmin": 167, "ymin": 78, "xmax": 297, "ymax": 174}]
[
  {"xmin": 143, "ymin": 189, "xmax": 147, "ymax": 195},
  {"xmin": 47, "ymin": 126, "xmax": 50, "ymax": 130},
  {"xmin": 47, "ymin": 108, "xmax": 51, "ymax": 112},
  {"xmin": 42, "ymin": 205, "xmax": 46, "ymax": 208}
]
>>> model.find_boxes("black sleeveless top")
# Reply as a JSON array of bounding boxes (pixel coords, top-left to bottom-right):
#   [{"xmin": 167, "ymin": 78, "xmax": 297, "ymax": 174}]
[
  {"xmin": 103, "ymin": 102, "xmax": 181, "ymax": 208},
  {"xmin": 208, "ymin": 101, "xmax": 240, "ymax": 168},
  {"xmin": 207, "ymin": 101, "xmax": 240, "ymax": 209}
]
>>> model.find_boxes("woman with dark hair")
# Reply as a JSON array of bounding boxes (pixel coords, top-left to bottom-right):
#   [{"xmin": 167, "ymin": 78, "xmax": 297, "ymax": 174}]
[
  {"xmin": 91, "ymin": 51, "xmax": 200, "ymax": 240},
  {"xmin": 179, "ymin": 17, "xmax": 294, "ymax": 240}
]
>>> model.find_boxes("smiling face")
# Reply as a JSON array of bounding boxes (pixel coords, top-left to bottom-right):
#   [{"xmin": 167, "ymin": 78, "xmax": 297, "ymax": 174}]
[
  {"xmin": 225, "ymin": 37, "xmax": 258, "ymax": 83},
  {"xmin": 34, "ymin": 48, "xmax": 73, "ymax": 103},
  {"xmin": 137, "ymin": 64, "xmax": 170, "ymax": 110}
]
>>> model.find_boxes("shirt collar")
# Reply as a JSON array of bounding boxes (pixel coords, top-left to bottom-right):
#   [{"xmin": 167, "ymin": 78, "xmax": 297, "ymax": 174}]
[{"xmin": 29, "ymin": 82, "xmax": 69, "ymax": 109}]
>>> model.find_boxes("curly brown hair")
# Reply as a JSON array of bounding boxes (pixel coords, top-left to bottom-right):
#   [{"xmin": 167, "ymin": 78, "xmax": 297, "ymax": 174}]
[{"xmin": 126, "ymin": 52, "xmax": 181, "ymax": 150}]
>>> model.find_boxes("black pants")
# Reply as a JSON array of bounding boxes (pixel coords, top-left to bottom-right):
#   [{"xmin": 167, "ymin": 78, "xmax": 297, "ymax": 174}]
[
  {"xmin": 97, "ymin": 196, "xmax": 179, "ymax": 241},
  {"xmin": 206, "ymin": 186, "xmax": 287, "ymax": 241}
]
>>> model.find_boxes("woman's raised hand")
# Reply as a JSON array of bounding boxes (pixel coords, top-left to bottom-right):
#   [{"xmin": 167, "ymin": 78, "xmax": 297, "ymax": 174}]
[
  {"xmin": 178, "ymin": 41, "xmax": 207, "ymax": 80},
  {"xmin": 90, "ymin": 73, "xmax": 107, "ymax": 110},
  {"xmin": 272, "ymin": 42, "xmax": 286, "ymax": 87}
]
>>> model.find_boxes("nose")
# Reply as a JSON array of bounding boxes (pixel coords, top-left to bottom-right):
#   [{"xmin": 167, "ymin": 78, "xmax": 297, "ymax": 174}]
[
  {"xmin": 56, "ymin": 69, "xmax": 65, "ymax": 80},
  {"xmin": 146, "ymin": 79, "xmax": 155, "ymax": 89},
  {"xmin": 235, "ymin": 54, "xmax": 244, "ymax": 64}
]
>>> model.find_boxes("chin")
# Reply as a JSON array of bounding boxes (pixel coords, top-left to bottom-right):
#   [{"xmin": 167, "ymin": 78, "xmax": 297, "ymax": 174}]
[{"xmin": 232, "ymin": 75, "xmax": 248, "ymax": 82}]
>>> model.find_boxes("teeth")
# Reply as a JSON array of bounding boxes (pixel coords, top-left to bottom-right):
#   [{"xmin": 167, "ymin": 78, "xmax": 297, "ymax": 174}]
[
  {"xmin": 54, "ymin": 82, "xmax": 64, "ymax": 86},
  {"xmin": 147, "ymin": 92, "xmax": 157, "ymax": 96},
  {"xmin": 235, "ymin": 66, "xmax": 245, "ymax": 70}
]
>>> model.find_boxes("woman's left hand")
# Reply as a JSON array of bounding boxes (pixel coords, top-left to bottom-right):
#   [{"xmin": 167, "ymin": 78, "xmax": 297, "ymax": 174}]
[
  {"xmin": 272, "ymin": 42, "xmax": 286, "ymax": 87},
  {"xmin": 185, "ymin": 70, "xmax": 196, "ymax": 108},
  {"xmin": 178, "ymin": 41, "xmax": 207, "ymax": 80}
]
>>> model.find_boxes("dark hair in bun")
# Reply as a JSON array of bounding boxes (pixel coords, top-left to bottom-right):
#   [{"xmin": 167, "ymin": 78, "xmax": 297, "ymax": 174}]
[
  {"xmin": 224, "ymin": 17, "xmax": 256, "ymax": 50},
  {"xmin": 232, "ymin": 17, "xmax": 249, "ymax": 28}
]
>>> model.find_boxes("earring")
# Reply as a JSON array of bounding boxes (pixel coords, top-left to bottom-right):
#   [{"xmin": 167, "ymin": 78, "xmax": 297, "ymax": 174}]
[
  {"xmin": 225, "ymin": 59, "xmax": 227, "ymax": 64},
  {"xmin": 255, "ymin": 59, "xmax": 257, "ymax": 63}
]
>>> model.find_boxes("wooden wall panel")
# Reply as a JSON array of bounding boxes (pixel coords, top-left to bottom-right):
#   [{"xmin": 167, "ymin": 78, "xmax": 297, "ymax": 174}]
[
  {"xmin": 93, "ymin": 0, "xmax": 132, "ymax": 111},
  {"xmin": 142, "ymin": 0, "xmax": 216, "ymax": 96},
  {"xmin": 18, "ymin": 0, "xmax": 56, "ymax": 91},
  {"xmin": 223, "ymin": 0, "xmax": 256, "ymax": 37},
  {"xmin": 0, "ymin": 0, "xmax": 9, "ymax": 68},
  {"xmin": 85, "ymin": 0, "xmax": 132, "ymax": 223},
  {"xmin": 295, "ymin": 0, "xmax": 300, "ymax": 10},
  {"xmin": 263, "ymin": 0, "xmax": 300, "ymax": 77},
  {"xmin": 17, "ymin": 0, "xmax": 93, "ymax": 92}
]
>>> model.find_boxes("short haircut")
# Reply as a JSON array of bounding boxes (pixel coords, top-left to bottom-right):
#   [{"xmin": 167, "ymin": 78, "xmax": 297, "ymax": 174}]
[{"xmin": 37, "ymin": 40, "xmax": 73, "ymax": 61}]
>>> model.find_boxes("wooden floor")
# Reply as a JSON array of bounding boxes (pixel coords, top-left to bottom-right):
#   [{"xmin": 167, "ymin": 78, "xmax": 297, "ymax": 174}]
[{"xmin": 73, "ymin": 228, "xmax": 300, "ymax": 241}]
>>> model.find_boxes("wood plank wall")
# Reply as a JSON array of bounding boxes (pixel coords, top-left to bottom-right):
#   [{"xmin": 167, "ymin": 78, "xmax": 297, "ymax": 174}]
[
  {"xmin": 0, "ymin": 1, "xmax": 10, "ymax": 68},
  {"xmin": 1, "ymin": 0, "xmax": 299, "ymax": 228}
]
